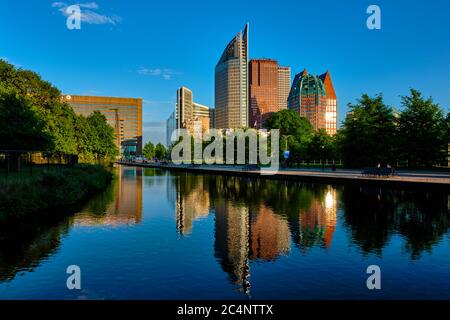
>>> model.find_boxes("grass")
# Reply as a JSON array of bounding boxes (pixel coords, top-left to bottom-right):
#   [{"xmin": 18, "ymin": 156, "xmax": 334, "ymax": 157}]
[{"xmin": 0, "ymin": 164, "xmax": 113, "ymax": 223}]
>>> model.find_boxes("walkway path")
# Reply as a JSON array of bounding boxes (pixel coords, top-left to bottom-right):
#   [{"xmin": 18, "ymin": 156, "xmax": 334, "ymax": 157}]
[{"xmin": 118, "ymin": 162, "xmax": 450, "ymax": 189}]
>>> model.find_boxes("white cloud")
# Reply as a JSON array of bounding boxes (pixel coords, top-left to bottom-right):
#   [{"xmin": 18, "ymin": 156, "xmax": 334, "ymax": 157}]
[
  {"xmin": 138, "ymin": 68, "xmax": 180, "ymax": 81},
  {"xmin": 52, "ymin": 2, "xmax": 121, "ymax": 25}
]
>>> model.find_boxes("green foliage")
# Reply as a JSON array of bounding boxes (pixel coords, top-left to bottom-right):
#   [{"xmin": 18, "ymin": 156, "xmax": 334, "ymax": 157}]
[
  {"xmin": 155, "ymin": 143, "xmax": 167, "ymax": 159},
  {"xmin": 0, "ymin": 165, "xmax": 113, "ymax": 222},
  {"xmin": 338, "ymin": 94, "xmax": 396, "ymax": 167},
  {"xmin": 143, "ymin": 141, "xmax": 155, "ymax": 159},
  {"xmin": 0, "ymin": 86, "xmax": 53, "ymax": 151},
  {"xmin": 264, "ymin": 109, "xmax": 313, "ymax": 160},
  {"xmin": 396, "ymin": 89, "xmax": 447, "ymax": 167},
  {"xmin": 0, "ymin": 59, "xmax": 118, "ymax": 162},
  {"xmin": 306, "ymin": 129, "xmax": 336, "ymax": 160}
]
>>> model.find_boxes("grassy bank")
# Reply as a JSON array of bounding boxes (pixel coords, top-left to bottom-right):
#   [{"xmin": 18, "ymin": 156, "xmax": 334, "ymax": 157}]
[{"xmin": 0, "ymin": 165, "xmax": 113, "ymax": 223}]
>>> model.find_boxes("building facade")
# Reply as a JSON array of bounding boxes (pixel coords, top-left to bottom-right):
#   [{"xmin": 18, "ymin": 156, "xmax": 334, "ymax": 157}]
[
  {"xmin": 169, "ymin": 87, "xmax": 213, "ymax": 142},
  {"xmin": 287, "ymin": 69, "xmax": 337, "ymax": 135},
  {"xmin": 248, "ymin": 59, "xmax": 279, "ymax": 128},
  {"xmin": 62, "ymin": 95, "xmax": 143, "ymax": 155},
  {"xmin": 177, "ymin": 87, "xmax": 194, "ymax": 132},
  {"xmin": 278, "ymin": 66, "xmax": 291, "ymax": 110},
  {"xmin": 215, "ymin": 24, "xmax": 249, "ymax": 129}
]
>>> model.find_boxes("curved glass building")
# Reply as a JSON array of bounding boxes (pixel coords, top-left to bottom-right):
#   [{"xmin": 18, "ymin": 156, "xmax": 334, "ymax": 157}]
[{"xmin": 215, "ymin": 24, "xmax": 249, "ymax": 129}]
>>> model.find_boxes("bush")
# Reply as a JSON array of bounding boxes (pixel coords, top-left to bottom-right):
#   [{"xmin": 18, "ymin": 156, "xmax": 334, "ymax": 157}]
[{"xmin": 0, "ymin": 165, "xmax": 113, "ymax": 222}]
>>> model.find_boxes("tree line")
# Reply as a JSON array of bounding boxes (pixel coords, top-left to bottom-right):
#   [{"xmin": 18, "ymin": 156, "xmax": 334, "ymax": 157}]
[
  {"xmin": 264, "ymin": 89, "xmax": 449, "ymax": 168},
  {"xmin": 0, "ymin": 59, "xmax": 118, "ymax": 163},
  {"xmin": 165, "ymin": 89, "xmax": 449, "ymax": 168},
  {"xmin": 143, "ymin": 141, "xmax": 167, "ymax": 160}
]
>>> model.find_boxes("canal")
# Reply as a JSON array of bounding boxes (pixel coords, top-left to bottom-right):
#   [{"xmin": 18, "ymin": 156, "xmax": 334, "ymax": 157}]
[{"xmin": 0, "ymin": 165, "xmax": 449, "ymax": 299}]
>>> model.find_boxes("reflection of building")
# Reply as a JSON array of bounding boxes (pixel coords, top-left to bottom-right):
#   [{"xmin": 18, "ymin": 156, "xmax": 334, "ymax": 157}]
[
  {"xmin": 249, "ymin": 206, "xmax": 290, "ymax": 261},
  {"xmin": 214, "ymin": 200, "xmax": 291, "ymax": 294},
  {"xmin": 62, "ymin": 95, "xmax": 143, "ymax": 155},
  {"xmin": 215, "ymin": 24, "xmax": 249, "ymax": 129},
  {"xmin": 288, "ymin": 70, "xmax": 337, "ymax": 135},
  {"xmin": 298, "ymin": 188, "xmax": 337, "ymax": 250},
  {"xmin": 74, "ymin": 167, "xmax": 143, "ymax": 227},
  {"xmin": 175, "ymin": 176, "xmax": 211, "ymax": 235},
  {"xmin": 214, "ymin": 200, "xmax": 251, "ymax": 294}
]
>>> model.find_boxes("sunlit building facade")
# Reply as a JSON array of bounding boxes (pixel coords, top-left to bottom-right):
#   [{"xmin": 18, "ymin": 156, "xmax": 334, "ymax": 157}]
[
  {"xmin": 249, "ymin": 59, "xmax": 279, "ymax": 128},
  {"xmin": 287, "ymin": 69, "xmax": 337, "ymax": 135},
  {"xmin": 278, "ymin": 66, "xmax": 291, "ymax": 110},
  {"xmin": 63, "ymin": 95, "xmax": 143, "ymax": 155},
  {"xmin": 215, "ymin": 24, "xmax": 249, "ymax": 129},
  {"xmin": 172, "ymin": 87, "xmax": 213, "ymax": 139}
]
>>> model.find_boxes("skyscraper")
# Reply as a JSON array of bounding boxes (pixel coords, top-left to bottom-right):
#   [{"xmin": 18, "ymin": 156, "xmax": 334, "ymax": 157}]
[
  {"xmin": 177, "ymin": 87, "xmax": 194, "ymax": 132},
  {"xmin": 215, "ymin": 24, "xmax": 249, "ymax": 129},
  {"xmin": 288, "ymin": 69, "xmax": 338, "ymax": 135},
  {"xmin": 249, "ymin": 59, "xmax": 279, "ymax": 128},
  {"xmin": 278, "ymin": 66, "xmax": 291, "ymax": 110},
  {"xmin": 170, "ymin": 87, "xmax": 213, "ymax": 141}
]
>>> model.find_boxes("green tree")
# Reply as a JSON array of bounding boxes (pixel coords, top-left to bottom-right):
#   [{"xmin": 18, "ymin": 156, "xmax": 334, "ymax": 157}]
[
  {"xmin": 0, "ymin": 86, "xmax": 52, "ymax": 151},
  {"xmin": 143, "ymin": 141, "xmax": 155, "ymax": 159},
  {"xmin": 396, "ymin": 89, "xmax": 447, "ymax": 167},
  {"xmin": 155, "ymin": 143, "xmax": 167, "ymax": 159},
  {"xmin": 306, "ymin": 129, "xmax": 336, "ymax": 161},
  {"xmin": 264, "ymin": 109, "xmax": 313, "ymax": 160},
  {"xmin": 0, "ymin": 59, "xmax": 78, "ymax": 156},
  {"xmin": 86, "ymin": 111, "xmax": 118, "ymax": 161},
  {"xmin": 338, "ymin": 94, "xmax": 396, "ymax": 167}
]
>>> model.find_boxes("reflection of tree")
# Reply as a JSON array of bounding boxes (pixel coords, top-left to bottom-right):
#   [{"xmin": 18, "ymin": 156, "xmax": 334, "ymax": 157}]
[
  {"xmin": 0, "ymin": 218, "xmax": 70, "ymax": 283},
  {"xmin": 341, "ymin": 186, "xmax": 450, "ymax": 259}
]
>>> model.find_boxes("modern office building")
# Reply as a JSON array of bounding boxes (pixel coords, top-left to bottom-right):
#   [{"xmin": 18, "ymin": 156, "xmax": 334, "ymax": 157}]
[
  {"xmin": 170, "ymin": 87, "xmax": 213, "ymax": 141},
  {"xmin": 63, "ymin": 95, "xmax": 143, "ymax": 155},
  {"xmin": 248, "ymin": 60, "xmax": 291, "ymax": 128},
  {"xmin": 287, "ymin": 69, "xmax": 338, "ymax": 135},
  {"xmin": 215, "ymin": 24, "xmax": 249, "ymax": 129},
  {"xmin": 176, "ymin": 87, "xmax": 194, "ymax": 132},
  {"xmin": 278, "ymin": 66, "xmax": 291, "ymax": 110},
  {"xmin": 248, "ymin": 59, "xmax": 279, "ymax": 128}
]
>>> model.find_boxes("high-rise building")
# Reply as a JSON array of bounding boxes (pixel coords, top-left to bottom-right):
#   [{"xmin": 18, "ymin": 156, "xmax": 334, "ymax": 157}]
[
  {"xmin": 248, "ymin": 59, "xmax": 279, "ymax": 128},
  {"xmin": 287, "ymin": 69, "xmax": 338, "ymax": 135},
  {"xmin": 177, "ymin": 87, "xmax": 194, "ymax": 132},
  {"xmin": 62, "ymin": 95, "xmax": 143, "ymax": 155},
  {"xmin": 169, "ymin": 87, "xmax": 213, "ymax": 141},
  {"xmin": 215, "ymin": 24, "xmax": 249, "ymax": 129},
  {"xmin": 278, "ymin": 66, "xmax": 291, "ymax": 110}
]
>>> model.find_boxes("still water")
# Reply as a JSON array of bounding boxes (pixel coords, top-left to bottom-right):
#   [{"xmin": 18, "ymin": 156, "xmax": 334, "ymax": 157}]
[{"xmin": 0, "ymin": 166, "xmax": 449, "ymax": 300}]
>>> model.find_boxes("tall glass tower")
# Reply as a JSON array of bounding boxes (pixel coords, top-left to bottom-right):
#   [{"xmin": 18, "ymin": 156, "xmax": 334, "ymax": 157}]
[{"xmin": 215, "ymin": 24, "xmax": 249, "ymax": 129}]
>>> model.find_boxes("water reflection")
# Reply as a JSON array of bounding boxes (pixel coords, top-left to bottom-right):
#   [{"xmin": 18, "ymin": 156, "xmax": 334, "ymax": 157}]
[
  {"xmin": 73, "ymin": 167, "xmax": 143, "ymax": 227},
  {"xmin": 168, "ymin": 173, "xmax": 449, "ymax": 293},
  {"xmin": 0, "ymin": 167, "xmax": 449, "ymax": 299},
  {"xmin": 0, "ymin": 166, "xmax": 143, "ymax": 284}
]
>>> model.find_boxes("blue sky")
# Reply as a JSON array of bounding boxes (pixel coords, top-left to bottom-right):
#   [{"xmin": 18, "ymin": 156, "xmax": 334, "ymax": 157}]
[{"xmin": 1, "ymin": 0, "xmax": 449, "ymax": 144}]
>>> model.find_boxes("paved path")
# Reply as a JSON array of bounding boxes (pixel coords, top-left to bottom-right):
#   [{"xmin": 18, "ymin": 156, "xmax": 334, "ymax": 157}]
[{"xmin": 118, "ymin": 162, "xmax": 450, "ymax": 188}]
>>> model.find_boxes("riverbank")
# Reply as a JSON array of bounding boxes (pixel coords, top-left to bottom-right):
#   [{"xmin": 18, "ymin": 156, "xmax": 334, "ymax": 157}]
[
  {"xmin": 118, "ymin": 161, "xmax": 450, "ymax": 189},
  {"xmin": 0, "ymin": 165, "xmax": 113, "ymax": 223}
]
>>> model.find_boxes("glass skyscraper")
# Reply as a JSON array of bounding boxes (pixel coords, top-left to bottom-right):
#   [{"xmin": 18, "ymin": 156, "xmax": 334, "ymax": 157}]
[{"xmin": 215, "ymin": 24, "xmax": 249, "ymax": 129}]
